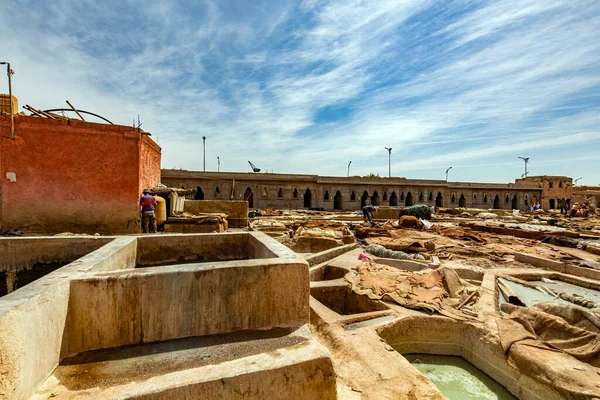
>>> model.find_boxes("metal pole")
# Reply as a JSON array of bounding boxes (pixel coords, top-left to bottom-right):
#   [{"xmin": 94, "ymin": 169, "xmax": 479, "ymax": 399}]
[
  {"xmin": 347, "ymin": 161, "xmax": 351, "ymax": 177},
  {"xmin": 384, "ymin": 147, "xmax": 392, "ymax": 178},
  {"xmin": 1, "ymin": 62, "xmax": 14, "ymax": 139},
  {"xmin": 202, "ymin": 136, "xmax": 206, "ymax": 172},
  {"xmin": 217, "ymin": 156, "xmax": 220, "ymax": 172},
  {"xmin": 8, "ymin": 63, "xmax": 13, "ymax": 139},
  {"xmin": 446, "ymin": 166, "xmax": 452, "ymax": 182}
]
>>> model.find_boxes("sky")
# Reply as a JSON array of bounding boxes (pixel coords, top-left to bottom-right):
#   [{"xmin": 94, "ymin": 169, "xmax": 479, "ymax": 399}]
[{"xmin": 1, "ymin": 0, "xmax": 599, "ymax": 185}]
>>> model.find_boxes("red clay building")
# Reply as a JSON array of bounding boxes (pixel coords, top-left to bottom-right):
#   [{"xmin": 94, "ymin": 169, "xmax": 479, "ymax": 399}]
[{"xmin": 0, "ymin": 115, "xmax": 161, "ymax": 234}]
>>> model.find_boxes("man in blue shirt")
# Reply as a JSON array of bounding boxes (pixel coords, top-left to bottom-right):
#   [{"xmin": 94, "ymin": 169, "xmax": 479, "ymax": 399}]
[{"xmin": 140, "ymin": 189, "xmax": 157, "ymax": 233}]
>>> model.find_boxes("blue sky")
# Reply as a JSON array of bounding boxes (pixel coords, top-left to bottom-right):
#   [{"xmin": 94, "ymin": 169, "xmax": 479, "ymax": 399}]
[{"xmin": 2, "ymin": 0, "xmax": 599, "ymax": 184}]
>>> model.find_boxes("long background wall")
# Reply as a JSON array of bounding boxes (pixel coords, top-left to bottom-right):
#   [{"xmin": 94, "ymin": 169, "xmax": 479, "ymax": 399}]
[
  {"xmin": 161, "ymin": 170, "xmax": 542, "ymax": 211},
  {"xmin": 0, "ymin": 116, "xmax": 161, "ymax": 234}
]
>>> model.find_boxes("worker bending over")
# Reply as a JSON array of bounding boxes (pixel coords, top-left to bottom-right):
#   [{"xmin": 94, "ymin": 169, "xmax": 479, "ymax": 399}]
[
  {"xmin": 140, "ymin": 189, "xmax": 158, "ymax": 233},
  {"xmin": 362, "ymin": 205, "xmax": 377, "ymax": 224}
]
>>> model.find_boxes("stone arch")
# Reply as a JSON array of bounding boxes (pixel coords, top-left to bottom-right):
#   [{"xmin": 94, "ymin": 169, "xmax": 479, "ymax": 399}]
[
  {"xmin": 459, "ymin": 194, "xmax": 466, "ymax": 207},
  {"xmin": 405, "ymin": 192, "xmax": 413, "ymax": 207},
  {"xmin": 401, "ymin": 192, "xmax": 405, "ymax": 201},
  {"xmin": 244, "ymin": 187, "xmax": 253, "ymax": 208},
  {"xmin": 334, "ymin": 191, "xmax": 343, "ymax": 210},
  {"xmin": 472, "ymin": 193, "xmax": 477, "ymax": 204},
  {"xmin": 390, "ymin": 191, "xmax": 398, "ymax": 206},
  {"xmin": 350, "ymin": 191, "xmax": 356, "ymax": 201},
  {"xmin": 303, "ymin": 189, "xmax": 312, "ymax": 208},
  {"xmin": 278, "ymin": 188, "xmax": 283, "ymax": 199},
  {"xmin": 419, "ymin": 192, "xmax": 424, "ymax": 202},
  {"xmin": 383, "ymin": 191, "xmax": 388, "ymax": 201},
  {"xmin": 484, "ymin": 194, "xmax": 488, "ymax": 204},
  {"xmin": 293, "ymin": 188, "xmax": 298, "ymax": 199},
  {"xmin": 215, "ymin": 186, "xmax": 220, "ymax": 198},
  {"xmin": 324, "ymin": 190, "xmax": 330, "ymax": 201},
  {"xmin": 428, "ymin": 192, "xmax": 433, "ymax": 201},
  {"xmin": 361, "ymin": 191, "xmax": 370, "ymax": 208},
  {"xmin": 436, "ymin": 192, "xmax": 443, "ymax": 207},
  {"xmin": 524, "ymin": 195, "xmax": 529, "ymax": 206},
  {"xmin": 493, "ymin": 195, "xmax": 500, "ymax": 209},
  {"xmin": 195, "ymin": 186, "xmax": 205, "ymax": 200},
  {"xmin": 512, "ymin": 195, "xmax": 518, "ymax": 209},
  {"xmin": 371, "ymin": 191, "xmax": 380, "ymax": 206},
  {"xmin": 451, "ymin": 193, "xmax": 456, "ymax": 203},
  {"xmin": 263, "ymin": 187, "xmax": 268, "ymax": 198}
]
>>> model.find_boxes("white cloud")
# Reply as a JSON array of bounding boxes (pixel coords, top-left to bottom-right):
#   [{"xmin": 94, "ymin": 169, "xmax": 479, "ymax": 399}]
[{"xmin": 0, "ymin": 0, "xmax": 598, "ymax": 185}]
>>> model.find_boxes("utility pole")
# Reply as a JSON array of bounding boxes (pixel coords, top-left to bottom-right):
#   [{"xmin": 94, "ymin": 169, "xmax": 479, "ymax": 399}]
[
  {"xmin": 518, "ymin": 156, "xmax": 529, "ymax": 178},
  {"xmin": 0, "ymin": 62, "xmax": 14, "ymax": 139},
  {"xmin": 217, "ymin": 156, "xmax": 220, "ymax": 172},
  {"xmin": 446, "ymin": 166, "xmax": 452, "ymax": 182},
  {"xmin": 384, "ymin": 147, "xmax": 392, "ymax": 178},
  {"xmin": 347, "ymin": 161, "xmax": 352, "ymax": 177},
  {"xmin": 202, "ymin": 136, "xmax": 206, "ymax": 172}
]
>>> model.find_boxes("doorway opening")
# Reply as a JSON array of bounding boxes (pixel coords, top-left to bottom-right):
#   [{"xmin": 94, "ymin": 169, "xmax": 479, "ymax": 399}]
[
  {"xmin": 244, "ymin": 187, "xmax": 254, "ymax": 208},
  {"xmin": 390, "ymin": 191, "xmax": 398, "ymax": 206},
  {"xmin": 304, "ymin": 189, "xmax": 312, "ymax": 208},
  {"xmin": 435, "ymin": 192, "xmax": 443, "ymax": 207},
  {"xmin": 405, "ymin": 192, "xmax": 413, "ymax": 207},
  {"xmin": 194, "ymin": 186, "xmax": 204, "ymax": 200},
  {"xmin": 334, "ymin": 191, "xmax": 343, "ymax": 210}
]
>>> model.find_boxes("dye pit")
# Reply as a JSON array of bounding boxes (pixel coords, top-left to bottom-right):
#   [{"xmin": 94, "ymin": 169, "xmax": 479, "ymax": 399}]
[
  {"xmin": 404, "ymin": 354, "xmax": 517, "ymax": 400},
  {"xmin": 497, "ymin": 277, "xmax": 600, "ymax": 312}
]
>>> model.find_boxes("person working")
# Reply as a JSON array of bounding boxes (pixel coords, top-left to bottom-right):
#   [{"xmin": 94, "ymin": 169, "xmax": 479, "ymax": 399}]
[
  {"xmin": 140, "ymin": 189, "xmax": 158, "ymax": 233},
  {"xmin": 362, "ymin": 205, "xmax": 377, "ymax": 224}
]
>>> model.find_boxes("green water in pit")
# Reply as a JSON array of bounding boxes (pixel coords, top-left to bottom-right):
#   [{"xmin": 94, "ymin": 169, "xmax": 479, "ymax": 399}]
[{"xmin": 404, "ymin": 354, "xmax": 517, "ymax": 400}]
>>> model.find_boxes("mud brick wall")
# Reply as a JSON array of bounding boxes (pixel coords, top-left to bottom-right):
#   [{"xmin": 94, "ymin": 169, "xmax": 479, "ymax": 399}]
[{"xmin": 0, "ymin": 115, "xmax": 161, "ymax": 234}]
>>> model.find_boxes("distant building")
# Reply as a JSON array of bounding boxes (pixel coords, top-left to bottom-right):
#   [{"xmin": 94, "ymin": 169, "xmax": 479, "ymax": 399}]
[
  {"xmin": 0, "ymin": 114, "xmax": 161, "ymax": 234},
  {"xmin": 514, "ymin": 176, "xmax": 572, "ymax": 210},
  {"xmin": 161, "ymin": 170, "xmax": 546, "ymax": 212},
  {"xmin": 572, "ymin": 185, "xmax": 600, "ymax": 208}
]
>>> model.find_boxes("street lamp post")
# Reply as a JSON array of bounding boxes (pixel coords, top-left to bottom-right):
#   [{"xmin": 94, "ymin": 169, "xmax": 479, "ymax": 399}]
[
  {"xmin": 446, "ymin": 166, "xmax": 453, "ymax": 182},
  {"xmin": 347, "ymin": 161, "xmax": 352, "ymax": 177},
  {"xmin": 384, "ymin": 147, "xmax": 392, "ymax": 178},
  {"xmin": 518, "ymin": 156, "xmax": 529, "ymax": 178},
  {"xmin": 202, "ymin": 136, "xmax": 206, "ymax": 172},
  {"xmin": 0, "ymin": 62, "xmax": 14, "ymax": 139},
  {"xmin": 574, "ymin": 177, "xmax": 583, "ymax": 186},
  {"xmin": 217, "ymin": 156, "xmax": 220, "ymax": 172}
]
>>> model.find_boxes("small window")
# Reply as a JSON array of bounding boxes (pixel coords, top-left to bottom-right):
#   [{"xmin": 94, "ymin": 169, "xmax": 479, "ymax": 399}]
[
  {"xmin": 324, "ymin": 190, "xmax": 330, "ymax": 201},
  {"xmin": 351, "ymin": 191, "xmax": 356, "ymax": 201},
  {"xmin": 473, "ymin": 194, "xmax": 477, "ymax": 204},
  {"xmin": 278, "ymin": 188, "xmax": 283, "ymax": 199},
  {"xmin": 549, "ymin": 182, "xmax": 554, "ymax": 188},
  {"xmin": 419, "ymin": 192, "xmax": 424, "ymax": 201},
  {"xmin": 484, "ymin": 194, "xmax": 488, "ymax": 203},
  {"xmin": 215, "ymin": 186, "xmax": 220, "ymax": 198},
  {"xmin": 262, "ymin": 187, "xmax": 268, "ymax": 198},
  {"xmin": 505, "ymin": 195, "xmax": 509, "ymax": 203},
  {"xmin": 559, "ymin": 182, "xmax": 563, "ymax": 188},
  {"xmin": 428, "ymin": 192, "xmax": 433, "ymax": 201},
  {"xmin": 383, "ymin": 191, "xmax": 388, "ymax": 201},
  {"xmin": 293, "ymin": 188, "xmax": 298, "ymax": 199},
  {"xmin": 401, "ymin": 192, "xmax": 405, "ymax": 201},
  {"xmin": 451, "ymin": 193, "xmax": 456, "ymax": 203}
]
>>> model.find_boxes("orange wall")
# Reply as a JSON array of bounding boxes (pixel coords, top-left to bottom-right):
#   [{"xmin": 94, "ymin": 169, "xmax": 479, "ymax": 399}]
[
  {"xmin": 139, "ymin": 134, "xmax": 161, "ymax": 194},
  {"xmin": 0, "ymin": 115, "xmax": 161, "ymax": 234}
]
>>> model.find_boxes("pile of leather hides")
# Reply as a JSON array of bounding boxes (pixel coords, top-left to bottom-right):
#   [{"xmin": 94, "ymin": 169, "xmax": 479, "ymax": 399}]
[{"xmin": 349, "ymin": 262, "xmax": 478, "ymax": 320}]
